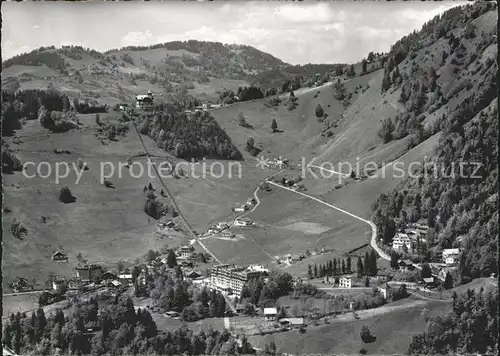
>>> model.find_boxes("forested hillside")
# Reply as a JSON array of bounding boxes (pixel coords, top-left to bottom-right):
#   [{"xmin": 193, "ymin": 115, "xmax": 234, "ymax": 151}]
[
  {"xmin": 408, "ymin": 287, "xmax": 498, "ymax": 355},
  {"xmin": 371, "ymin": 1, "xmax": 497, "ymax": 284},
  {"xmin": 139, "ymin": 110, "xmax": 242, "ymax": 160}
]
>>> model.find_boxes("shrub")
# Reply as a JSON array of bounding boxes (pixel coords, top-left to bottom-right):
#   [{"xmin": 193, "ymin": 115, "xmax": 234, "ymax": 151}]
[
  {"xmin": 271, "ymin": 119, "xmax": 278, "ymax": 133},
  {"xmin": 238, "ymin": 112, "xmax": 252, "ymax": 128},
  {"xmin": 315, "ymin": 104, "xmax": 324, "ymax": 118},
  {"xmin": 144, "ymin": 197, "xmax": 160, "ymax": 219},
  {"xmin": 11, "ymin": 217, "xmax": 28, "ymax": 238},
  {"xmin": 360, "ymin": 325, "xmax": 375, "ymax": 343},
  {"xmin": 59, "ymin": 186, "xmax": 75, "ymax": 203},
  {"xmin": 103, "ymin": 179, "xmax": 114, "ymax": 188}
]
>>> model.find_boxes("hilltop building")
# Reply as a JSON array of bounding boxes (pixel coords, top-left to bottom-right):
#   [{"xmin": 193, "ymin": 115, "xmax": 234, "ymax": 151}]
[
  {"xmin": 52, "ymin": 250, "xmax": 68, "ymax": 262},
  {"xmin": 135, "ymin": 89, "xmax": 154, "ymax": 109}
]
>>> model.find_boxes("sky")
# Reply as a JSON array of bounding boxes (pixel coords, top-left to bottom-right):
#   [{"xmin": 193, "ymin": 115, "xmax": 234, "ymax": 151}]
[{"xmin": 2, "ymin": 0, "xmax": 467, "ymax": 65}]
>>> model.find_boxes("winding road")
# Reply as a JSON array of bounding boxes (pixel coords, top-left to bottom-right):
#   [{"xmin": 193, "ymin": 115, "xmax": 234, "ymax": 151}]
[{"xmin": 266, "ymin": 180, "xmax": 390, "ymax": 261}]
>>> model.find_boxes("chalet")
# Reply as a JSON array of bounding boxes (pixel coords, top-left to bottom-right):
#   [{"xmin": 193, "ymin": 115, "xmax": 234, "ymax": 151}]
[
  {"xmin": 186, "ymin": 270, "xmax": 202, "ymax": 280},
  {"xmin": 398, "ymin": 259, "xmax": 416, "ymax": 271},
  {"xmin": 76, "ymin": 264, "xmax": 103, "ymax": 282},
  {"xmin": 11, "ymin": 277, "xmax": 31, "ymax": 293},
  {"xmin": 442, "ymin": 248, "xmax": 461, "ymax": 265},
  {"xmin": 339, "ymin": 276, "xmax": 353, "ymax": 289},
  {"xmin": 264, "ymin": 307, "xmax": 277, "ymax": 321},
  {"xmin": 52, "ymin": 251, "xmax": 68, "ymax": 262},
  {"xmin": 234, "ymin": 206, "xmax": 245, "ymax": 213},
  {"xmin": 119, "ymin": 103, "xmax": 129, "ymax": 111},
  {"xmin": 392, "ymin": 233, "xmax": 414, "ymax": 253},
  {"xmin": 423, "ymin": 277, "xmax": 436, "ymax": 288}
]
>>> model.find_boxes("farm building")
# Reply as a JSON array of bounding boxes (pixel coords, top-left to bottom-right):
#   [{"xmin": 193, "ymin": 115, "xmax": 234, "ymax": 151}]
[
  {"xmin": 264, "ymin": 308, "xmax": 277, "ymax": 321},
  {"xmin": 279, "ymin": 318, "xmax": 304, "ymax": 328},
  {"xmin": 52, "ymin": 250, "xmax": 68, "ymax": 262},
  {"xmin": 234, "ymin": 218, "xmax": 255, "ymax": 227}
]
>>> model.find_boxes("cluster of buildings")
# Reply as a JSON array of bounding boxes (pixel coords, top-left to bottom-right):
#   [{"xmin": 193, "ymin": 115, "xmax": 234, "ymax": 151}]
[
  {"xmin": 205, "ymin": 222, "xmax": 235, "ymax": 238},
  {"xmin": 233, "ymin": 197, "xmax": 257, "ymax": 213},
  {"xmin": 276, "ymin": 253, "xmax": 307, "ymax": 265},
  {"xmin": 391, "ymin": 223, "xmax": 429, "ymax": 254},
  {"xmin": 209, "ymin": 264, "xmax": 269, "ymax": 296}
]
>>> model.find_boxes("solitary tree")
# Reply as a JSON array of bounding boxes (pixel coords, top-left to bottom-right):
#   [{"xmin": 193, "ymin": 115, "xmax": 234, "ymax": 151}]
[
  {"xmin": 166, "ymin": 250, "xmax": 177, "ymax": 268},
  {"xmin": 59, "ymin": 186, "xmax": 75, "ymax": 203},
  {"xmin": 443, "ymin": 273, "xmax": 454, "ymax": 289},
  {"xmin": 421, "ymin": 263, "xmax": 432, "ymax": 278},
  {"xmin": 271, "ymin": 119, "xmax": 278, "ymax": 133},
  {"xmin": 390, "ymin": 251, "xmax": 399, "ymax": 269},
  {"xmin": 360, "ymin": 325, "xmax": 374, "ymax": 343},
  {"xmin": 315, "ymin": 104, "xmax": 324, "ymax": 118},
  {"xmin": 356, "ymin": 257, "xmax": 364, "ymax": 278}
]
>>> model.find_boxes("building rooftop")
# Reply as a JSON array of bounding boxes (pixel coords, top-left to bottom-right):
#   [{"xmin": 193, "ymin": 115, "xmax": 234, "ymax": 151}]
[{"xmin": 264, "ymin": 308, "xmax": 277, "ymax": 315}]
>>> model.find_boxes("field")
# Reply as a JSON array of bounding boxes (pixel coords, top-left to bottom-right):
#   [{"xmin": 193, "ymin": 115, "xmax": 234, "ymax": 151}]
[
  {"xmin": 249, "ymin": 297, "xmax": 453, "ymax": 355},
  {"xmin": 2, "ymin": 110, "xmax": 272, "ymax": 291},
  {"xmin": 202, "ymin": 184, "xmax": 371, "ymax": 269}
]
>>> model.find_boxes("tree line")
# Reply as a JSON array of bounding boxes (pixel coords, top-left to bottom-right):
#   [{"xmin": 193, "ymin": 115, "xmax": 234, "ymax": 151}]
[
  {"xmin": 307, "ymin": 251, "xmax": 378, "ymax": 279},
  {"xmin": 2, "ymin": 296, "xmax": 253, "ymax": 355}
]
